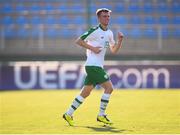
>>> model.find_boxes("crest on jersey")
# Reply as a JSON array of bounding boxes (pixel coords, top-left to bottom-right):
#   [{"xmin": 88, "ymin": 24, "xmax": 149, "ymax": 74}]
[{"xmin": 104, "ymin": 74, "xmax": 109, "ymax": 79}]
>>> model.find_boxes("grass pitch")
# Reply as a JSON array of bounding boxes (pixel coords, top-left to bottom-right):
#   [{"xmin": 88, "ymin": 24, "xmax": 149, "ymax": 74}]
[{"xmin": 0, "ymin": 89, "xmax": 180, "ymax": 134}]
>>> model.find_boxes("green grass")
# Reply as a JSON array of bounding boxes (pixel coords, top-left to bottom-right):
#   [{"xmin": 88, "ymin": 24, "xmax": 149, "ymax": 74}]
[{"xmin": 0, "ymin": 89, "xmax": 180, "ymax": 134}]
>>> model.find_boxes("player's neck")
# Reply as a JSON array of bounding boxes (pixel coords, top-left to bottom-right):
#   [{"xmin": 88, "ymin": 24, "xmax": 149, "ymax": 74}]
[{"xmin": 99, "ymin": 24, "xmax": 108, "ymax": 31}]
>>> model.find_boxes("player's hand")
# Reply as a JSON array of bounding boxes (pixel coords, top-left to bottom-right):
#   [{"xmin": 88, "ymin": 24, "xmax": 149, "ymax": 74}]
[
  {"xmin": 92, "ymin": 46, "xmax": 102, "ymax": 54},
  {"xmin": 117, "ymin": 32, "xmax": 124, "ymax": 41}
]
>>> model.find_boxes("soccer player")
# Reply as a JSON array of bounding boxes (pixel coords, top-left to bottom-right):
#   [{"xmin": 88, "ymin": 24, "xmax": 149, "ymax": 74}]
[{"xmin": 63, "ymin": 8, "xmax": 124, "ymax": 126}]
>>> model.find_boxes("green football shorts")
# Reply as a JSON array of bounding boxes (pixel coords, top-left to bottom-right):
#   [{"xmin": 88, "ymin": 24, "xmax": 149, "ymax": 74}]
[{"xmin": 84, "ymin": 66, "xmax": 110, "ymax": 87}]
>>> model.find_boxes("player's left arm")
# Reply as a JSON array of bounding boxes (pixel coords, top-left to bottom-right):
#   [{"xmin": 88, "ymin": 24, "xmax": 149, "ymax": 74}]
[{"xmin": 110, "ymin": 32, "xmax": 124, "ymax": 54}]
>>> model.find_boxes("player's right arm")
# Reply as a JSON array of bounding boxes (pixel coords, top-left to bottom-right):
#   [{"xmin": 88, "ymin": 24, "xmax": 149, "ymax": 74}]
[
  {"xmin": 75, "ymin": 27, "xmax": 102, "ymax": 54},
  {"xmin": 75, "ymin": 38, "xmax": 102, "ymax": 54}
]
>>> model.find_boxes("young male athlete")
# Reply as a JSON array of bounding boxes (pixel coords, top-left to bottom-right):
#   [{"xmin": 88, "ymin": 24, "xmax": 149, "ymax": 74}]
[{"xmin": 63, "ymin": 8, "xmax": 124, "ymax": 126}]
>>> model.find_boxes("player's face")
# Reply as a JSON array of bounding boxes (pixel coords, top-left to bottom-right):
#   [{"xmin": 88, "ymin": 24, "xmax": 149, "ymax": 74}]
[{"xmin": 98, "ymin": 12, "xmax": 110, "ymax": 26}]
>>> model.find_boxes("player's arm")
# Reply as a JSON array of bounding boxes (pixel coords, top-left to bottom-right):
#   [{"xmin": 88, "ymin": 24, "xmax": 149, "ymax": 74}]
[
  {"xmin": 110, "ymin": 32, "xmax": 124, "ymax": 54},
  {"xmin": 75, "ymin": 38, "xmax": 102, "ymax": 54}
]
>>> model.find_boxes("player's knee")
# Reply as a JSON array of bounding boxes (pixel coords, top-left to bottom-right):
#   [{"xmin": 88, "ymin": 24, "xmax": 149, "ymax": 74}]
[
  {"xmin": 80, "ymin": 85, "xmax": 93, "ymax": 98},
  {"xmin": 105, "ymin": 87, "xmax": 113, "ymax": 94},
  {"xmin": 80, "ymin": 90, "xmax": 91, "ymax": 98}
]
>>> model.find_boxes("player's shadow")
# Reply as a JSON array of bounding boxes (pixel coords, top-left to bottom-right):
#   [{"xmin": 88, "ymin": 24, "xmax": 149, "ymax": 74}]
[
  {"xmin": 87, "ymin": 125, "xmax": 125, "ymax": 133},
  {"xmin": 76, "ymin": 125, "xmax": 130, "ymax": 133}
]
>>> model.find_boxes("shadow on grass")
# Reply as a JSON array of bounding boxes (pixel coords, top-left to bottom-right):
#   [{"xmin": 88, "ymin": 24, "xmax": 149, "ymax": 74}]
[{"xmin": 74, "ymin": 125, "xmax": 132, "ymax": 133}]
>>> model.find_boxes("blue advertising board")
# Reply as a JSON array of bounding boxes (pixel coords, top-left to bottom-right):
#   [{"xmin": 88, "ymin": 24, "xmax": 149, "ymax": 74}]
[{"xmin": 0, "ymin": 61, "xmax": 180, "ymax": 90}]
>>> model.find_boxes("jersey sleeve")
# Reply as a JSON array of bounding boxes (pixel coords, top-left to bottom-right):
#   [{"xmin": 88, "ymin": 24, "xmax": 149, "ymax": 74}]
[
  {"xmin": 109, "ymin": 30, "xmax": 115, "ymax": 46},
  {"xmin": 80, "ymin": 26, "xmax": 98, "ymax": 40}
]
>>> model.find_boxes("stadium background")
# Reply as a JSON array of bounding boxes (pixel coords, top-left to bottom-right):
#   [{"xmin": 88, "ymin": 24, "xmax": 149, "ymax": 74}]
[
  {"xmin": 0, "ymin": 0, "xmax": 180, "ymax": 89},
  {"xmin": 0, "ymin": 1, "xmax": 180, "ymax": 134},
  {"xmin": 0, "ymin": 0, "xmax": 180, "ymax": 60}
]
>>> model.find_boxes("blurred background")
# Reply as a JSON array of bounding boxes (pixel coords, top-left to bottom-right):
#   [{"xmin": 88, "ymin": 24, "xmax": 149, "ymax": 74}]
[
  {"xmin": 0, "ymin": 0, "xmax": 180, "ymax": 90},
  {"xmin": 0, "ymin": 0, "xmax": 180, "ymax": 61}
]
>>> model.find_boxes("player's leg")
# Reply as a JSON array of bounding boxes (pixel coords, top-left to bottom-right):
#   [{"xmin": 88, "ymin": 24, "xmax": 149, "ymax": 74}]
[
  {"xmin": 97, "ymin": 80, "xmax": 113, "ymax": 125},
  {"xmin": 63, "ymin": 85, "xmax": 94, "ymax": 126},
  {"xmin": 65, "ymin": 85, "xmax": 94, "ymax": 116},
  {"xmin": 80, "ymin": 85, "xmax": 94, "ymax": 98}
]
